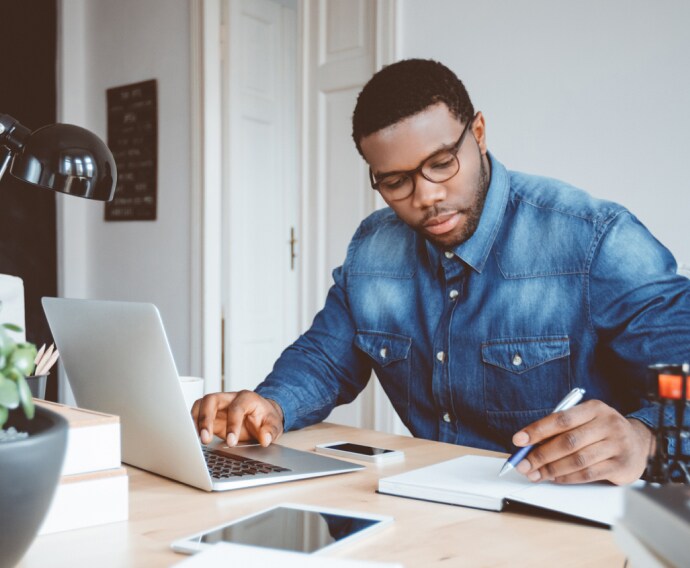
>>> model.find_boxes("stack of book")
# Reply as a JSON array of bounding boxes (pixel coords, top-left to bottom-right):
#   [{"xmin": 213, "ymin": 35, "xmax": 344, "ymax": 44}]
[
  {"xmin": 35, "ymin": 400, "xmax": 128, "ymax": 535},
  {"xmin": 614, "ymin": 484, "xmax": 690, "ymax": 567}
]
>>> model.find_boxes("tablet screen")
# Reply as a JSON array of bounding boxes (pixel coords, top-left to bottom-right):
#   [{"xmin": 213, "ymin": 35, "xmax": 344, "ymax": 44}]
[{"xmin": 197, "ymin": 506, "xmax": 381, "ymax": 553}]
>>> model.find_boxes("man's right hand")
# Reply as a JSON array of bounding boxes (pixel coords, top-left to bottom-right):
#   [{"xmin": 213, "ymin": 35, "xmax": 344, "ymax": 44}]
[{"xmin": 191, "ymin": 390, "xmax": 284, "ymax": 447}]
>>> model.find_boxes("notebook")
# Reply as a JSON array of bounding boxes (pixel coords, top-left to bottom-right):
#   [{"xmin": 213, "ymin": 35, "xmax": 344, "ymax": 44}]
[
  {"xmin": 42, "ymin": 297, "xmax": 363, "ymax": 492},
  {"xmin": 378, "ymin": 455, "xmax": 642, "ymax": 526}
]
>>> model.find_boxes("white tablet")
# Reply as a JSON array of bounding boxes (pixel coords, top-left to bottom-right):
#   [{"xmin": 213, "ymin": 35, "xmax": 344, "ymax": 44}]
[{"xmin": 170, "ymin": 503, "xmax": 393, "ymax": 555}]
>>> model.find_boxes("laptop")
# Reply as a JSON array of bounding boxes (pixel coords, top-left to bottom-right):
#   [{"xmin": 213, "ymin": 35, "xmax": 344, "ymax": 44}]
[{"xmin": 42, "ymin": 297, "xmax": 363, "ymax": 491}]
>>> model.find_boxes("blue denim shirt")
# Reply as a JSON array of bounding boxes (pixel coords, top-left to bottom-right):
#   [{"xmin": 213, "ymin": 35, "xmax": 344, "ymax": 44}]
[{"xmin": 257, "ymin": 154, "xmax": 690, "ymax": 454}]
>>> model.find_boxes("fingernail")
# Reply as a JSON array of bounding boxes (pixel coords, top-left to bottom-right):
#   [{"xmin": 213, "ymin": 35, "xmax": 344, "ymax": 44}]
[
  {"xmin": 528, "ymin": 470, "xmax": 541, "ymax": 482},
  {"xmin": 264, "ymin": 433, "xmax": 272, "ymax": 446},
  {"xmin": 516, "ymin": 460, "xmax": 531, "ymax": 474},
  {"xmin": 227, "ymin": 433, "xmax": 237, "ymax": 446},
  {"xmin": 513, "ymin": 431, "xmax": 529, "ymax": 445}
]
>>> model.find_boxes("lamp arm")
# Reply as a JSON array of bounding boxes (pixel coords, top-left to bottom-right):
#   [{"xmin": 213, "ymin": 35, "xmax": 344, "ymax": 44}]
[
  {"xmin": 0, "ymin": 114, "xmax": 31, "ymax": 152},
  {"xmin": 0, "ymin": 146, "xmax": 12, "ymax": 181}
]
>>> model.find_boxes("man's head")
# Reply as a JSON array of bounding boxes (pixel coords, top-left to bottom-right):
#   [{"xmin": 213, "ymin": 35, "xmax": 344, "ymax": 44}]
[
  {"xmin": 353, "ymin": 59, "xmax": 491, "ymax": 249},
  {"xmin": 352, "ymin": 59, "xmax": 475, "ymax": 157}
]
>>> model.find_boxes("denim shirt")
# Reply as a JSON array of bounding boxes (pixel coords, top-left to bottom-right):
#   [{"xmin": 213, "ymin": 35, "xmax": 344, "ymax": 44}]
[{"xmin": 257, "ymin": 154, "xmax": 690, "ymax": 454}]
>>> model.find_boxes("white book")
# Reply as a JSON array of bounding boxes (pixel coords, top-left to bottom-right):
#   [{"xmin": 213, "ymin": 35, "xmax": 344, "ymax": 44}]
[
  {"xmin": 619, "ymin": 484, "xmax": 690, "ymax": 568},
  {"xmin": 173, "ymin": 542, "xmax": 404, "ymax": 567},
  {"xmin": 612, "ymin": 521, "xmax": 673, "ymax": 568},
  {"xmin": 378, "ymin": 455, "xmax": 642, "ymax": 526},
  {"xmin": 35, "ymin": 400, "xmax": 121, "ymax": 476},
  {"xmin": 39, "ymin": 467, "xmax": 129, "ymax": 535}
]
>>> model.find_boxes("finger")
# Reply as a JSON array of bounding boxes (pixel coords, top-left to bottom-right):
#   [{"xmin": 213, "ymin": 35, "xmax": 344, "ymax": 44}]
[
  {"xmin": 551, "ymin": 455, "xmax": 620, "ymax": 485},
  {"xmin": 196, "ymin": 393, "xmax": 236, "ymax": 445},
  {"xmin": 246, "ymin": 411, "xmax": 282, "ymax": 447},
  {"xmin": 519, "ymin": 415, "xmax": 603, "ymax": 475},
  {"xmin": 533, "ymin": 439, "xmax": 617, "ymax": 483},
  {"xmin": 224, "ymin": 391, "xmax": 259, "ymax": 446},
  {"xmin": 512, "ymin": 401, "xmax": 599, "ymax": 447}
]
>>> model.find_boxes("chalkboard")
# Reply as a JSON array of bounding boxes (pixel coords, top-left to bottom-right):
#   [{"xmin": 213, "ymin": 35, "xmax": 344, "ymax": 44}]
[{"xmin": 105, "ymin": 79, "xmax": 157, "ymax": 221}]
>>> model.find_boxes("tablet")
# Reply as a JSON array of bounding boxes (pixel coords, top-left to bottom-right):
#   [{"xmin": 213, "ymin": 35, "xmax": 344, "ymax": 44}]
[{"xmin": 170, "ymin": 503, "xmax": 393, "ymax": 555}]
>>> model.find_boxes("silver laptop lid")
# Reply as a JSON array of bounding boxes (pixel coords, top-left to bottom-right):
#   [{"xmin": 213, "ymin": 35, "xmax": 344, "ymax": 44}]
[
  {"xmin": 43, "ymin": 297, "xmax": 363, "ymax": 492},
  {"xmin": 42, "ymin": 297, "xmax": 213, "ymax": 491}
]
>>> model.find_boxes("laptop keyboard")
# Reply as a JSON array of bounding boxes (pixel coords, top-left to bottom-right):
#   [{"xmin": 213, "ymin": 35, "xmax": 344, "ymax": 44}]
[{"xmin": 203, "ymin": 446, "xmax": 291, "ymax": 479}]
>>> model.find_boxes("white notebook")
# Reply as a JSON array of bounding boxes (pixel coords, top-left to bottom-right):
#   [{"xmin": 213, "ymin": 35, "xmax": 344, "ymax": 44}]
[{"xmin": 378, "ymin": 455, "xmax": 641, "ymax": 526}]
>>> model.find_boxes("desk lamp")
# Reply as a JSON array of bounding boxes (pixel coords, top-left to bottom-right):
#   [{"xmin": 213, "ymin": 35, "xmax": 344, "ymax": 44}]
[{"xmin": 0, "ymin": 113, "xmax": 116, "ymax": 200}]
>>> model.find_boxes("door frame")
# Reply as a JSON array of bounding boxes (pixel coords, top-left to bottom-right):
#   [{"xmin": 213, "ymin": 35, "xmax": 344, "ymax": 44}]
[{"xmin": 190, "ymin": 0, "xmax": 403, "ymax": 432}]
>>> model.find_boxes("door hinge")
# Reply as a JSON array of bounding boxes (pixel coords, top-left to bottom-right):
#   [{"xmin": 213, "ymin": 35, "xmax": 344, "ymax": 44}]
[{"xmin": 289, "ymin": 226, "xmax": 298, "ymax": 270}]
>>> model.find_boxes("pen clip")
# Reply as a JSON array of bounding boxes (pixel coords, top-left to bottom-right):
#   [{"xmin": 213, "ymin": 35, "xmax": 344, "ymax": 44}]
[{"xmin": 553, "ymin": 387, "xmax": 585, "ymax": 413}]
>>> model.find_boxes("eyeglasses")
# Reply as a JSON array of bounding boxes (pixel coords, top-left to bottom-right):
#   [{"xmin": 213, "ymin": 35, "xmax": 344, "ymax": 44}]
[{"xmin": 369, "ymin": 114, "xmax": 476, "ymax": 202}]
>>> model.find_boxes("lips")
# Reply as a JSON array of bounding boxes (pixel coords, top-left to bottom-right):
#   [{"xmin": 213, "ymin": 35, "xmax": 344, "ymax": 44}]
[{"xmin": 423, "ymin": 212, "xmax": 461, "ymax": 235}]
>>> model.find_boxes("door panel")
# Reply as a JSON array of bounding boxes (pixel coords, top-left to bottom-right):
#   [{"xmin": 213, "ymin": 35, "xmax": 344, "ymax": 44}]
[{"xmin": 223, "ymin": 0, "xmax": 299, "ymax": 392}]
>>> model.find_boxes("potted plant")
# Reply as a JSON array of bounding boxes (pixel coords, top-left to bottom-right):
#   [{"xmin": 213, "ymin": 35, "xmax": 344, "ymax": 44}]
[{"xmin": 0, "ymin": 323, "xmax": 68, "ymax": 568}]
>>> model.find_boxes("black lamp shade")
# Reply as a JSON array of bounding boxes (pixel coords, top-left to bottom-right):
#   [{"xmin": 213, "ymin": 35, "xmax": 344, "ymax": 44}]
[{"xmin": 8, "ymin": 123, "xmax": 117, "ymax": 201}]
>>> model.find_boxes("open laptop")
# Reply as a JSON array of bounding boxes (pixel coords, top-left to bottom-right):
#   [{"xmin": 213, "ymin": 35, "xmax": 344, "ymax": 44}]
[{"xmin": 42, "ymin": 297, "xmax": 363, "ymax": 491}]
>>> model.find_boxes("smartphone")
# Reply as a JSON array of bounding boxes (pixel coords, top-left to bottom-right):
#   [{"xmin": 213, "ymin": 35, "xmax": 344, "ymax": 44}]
[{"xmin": 314, "ymin": 441, "xmax": 404, "ymax": 464}]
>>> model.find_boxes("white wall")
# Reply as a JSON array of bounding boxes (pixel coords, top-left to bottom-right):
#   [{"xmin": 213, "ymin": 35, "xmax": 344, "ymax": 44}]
[
  {"xmin": 55, "ymin": 0, "xmax": 690, "ymax": 397},
  {"xmin": 58, "ymin": 0, "xmax": 193, "ymax": 375},
  {"xmin": 399, "ymin": 0, "xmax": 690, "ymax": 263}
]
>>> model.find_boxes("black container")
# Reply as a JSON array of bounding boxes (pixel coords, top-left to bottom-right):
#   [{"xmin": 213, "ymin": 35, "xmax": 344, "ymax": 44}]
[{"xmin": 0, "ymin": 405, "xmax": 67, "ymax": 568}]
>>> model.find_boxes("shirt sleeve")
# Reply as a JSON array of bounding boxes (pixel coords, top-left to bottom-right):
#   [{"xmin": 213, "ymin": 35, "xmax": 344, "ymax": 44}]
[
  {"xmin": 588, "ymin": 210, "xmax": 690, "ymax": 456},
  {"xmin": 254, "ymin": 232, "xmax": 373, "ymax": 432}
]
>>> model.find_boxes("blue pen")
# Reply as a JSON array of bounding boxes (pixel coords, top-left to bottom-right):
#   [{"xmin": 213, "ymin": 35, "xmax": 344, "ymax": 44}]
[{"xmin": 498, "ymin": 387, "xmax": 586, "ymax": 477}]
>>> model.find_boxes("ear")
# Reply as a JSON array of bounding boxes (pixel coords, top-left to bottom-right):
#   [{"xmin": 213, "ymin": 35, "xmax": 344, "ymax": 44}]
[{"xmin": 471, "ymin": 111, "xmax": 488, "ymax": 155}]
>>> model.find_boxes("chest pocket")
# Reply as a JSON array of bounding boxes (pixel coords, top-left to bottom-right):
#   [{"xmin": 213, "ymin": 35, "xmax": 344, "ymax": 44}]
[
  {"xmin": 354, "ymin": 330, "xmax": 411, "ymax": 422},
  {"xmin": 482, "ymin": 336, "xmax": 571, "ymax": 414},
  {"xmin": 355, "ymin": 330, "xmax": 411, "ymax": 366}
]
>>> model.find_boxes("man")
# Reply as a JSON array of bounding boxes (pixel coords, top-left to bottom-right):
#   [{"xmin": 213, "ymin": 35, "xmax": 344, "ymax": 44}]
[{"xmin": 194, "ymin": 59, "xmax": 690, "ymax": 485}]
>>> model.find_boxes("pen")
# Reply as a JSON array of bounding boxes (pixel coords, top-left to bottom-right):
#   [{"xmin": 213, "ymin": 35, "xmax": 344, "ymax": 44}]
[{"xmin": 498, "ymin": 387, "xmax": 586, "ymax": 477}]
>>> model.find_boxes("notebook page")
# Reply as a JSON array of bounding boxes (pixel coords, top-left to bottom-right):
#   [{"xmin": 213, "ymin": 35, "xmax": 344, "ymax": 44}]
[{"xmin": 509, "ymin": 475, "xmax": 640, "ymax": 526}]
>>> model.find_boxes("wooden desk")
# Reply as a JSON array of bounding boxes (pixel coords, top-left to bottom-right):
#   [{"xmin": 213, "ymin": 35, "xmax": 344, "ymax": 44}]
[{"xmin": 20, "ymin": 423, "xmax": 625, "ymax": 567}]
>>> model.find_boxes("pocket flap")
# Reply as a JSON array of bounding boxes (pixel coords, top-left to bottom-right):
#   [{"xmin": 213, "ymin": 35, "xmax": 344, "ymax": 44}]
[
  {"xmin": 354, "ymin": 330, "xmax": 411, "ymax": 367},
  {"xmin": 481, "ymin": 336, "xmax": 569, "ymax": 375}
]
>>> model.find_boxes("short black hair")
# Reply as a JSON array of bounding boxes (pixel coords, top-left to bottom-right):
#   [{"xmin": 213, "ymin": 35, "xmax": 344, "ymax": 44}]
[{"xmin": 352, "ymin": 59, "xmax": 474, "ymax": 157}]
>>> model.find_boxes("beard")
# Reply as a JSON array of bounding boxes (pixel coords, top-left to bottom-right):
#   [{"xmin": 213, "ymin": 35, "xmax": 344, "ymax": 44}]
[{"xmin": 421, "ymin": 155, "xmax": 491, "ymax": 249}]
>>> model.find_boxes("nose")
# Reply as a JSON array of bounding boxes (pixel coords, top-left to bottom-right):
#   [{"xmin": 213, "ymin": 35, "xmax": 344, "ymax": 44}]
[{"xmin": 411, "ymin": 173, "xmax": 446, "ymax": 208}]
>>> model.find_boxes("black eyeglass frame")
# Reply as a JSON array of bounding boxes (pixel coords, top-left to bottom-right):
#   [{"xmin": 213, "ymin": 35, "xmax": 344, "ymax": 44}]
[{"xmin": 368, "ymin": 113, "xmax": 477, "ymax": 201}]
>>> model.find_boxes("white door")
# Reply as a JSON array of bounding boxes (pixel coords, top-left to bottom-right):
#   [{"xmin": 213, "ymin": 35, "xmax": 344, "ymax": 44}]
[
  {"xmin": 301, "ymin": 0, "xmax": 407, "ymax": 433},
  {"xmin": 221, "ymin": 0, "xmax": 300, "ymax": 392}
]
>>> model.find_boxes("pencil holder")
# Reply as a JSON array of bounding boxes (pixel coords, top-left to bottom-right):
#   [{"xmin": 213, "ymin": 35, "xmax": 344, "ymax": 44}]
[
  {"xmin": 644, "ymin": 363, "xmax": 690, "ymax": 484},
  {"xmin": 25, "ymin": 374, "xmax": 48, "ymax": 400}
]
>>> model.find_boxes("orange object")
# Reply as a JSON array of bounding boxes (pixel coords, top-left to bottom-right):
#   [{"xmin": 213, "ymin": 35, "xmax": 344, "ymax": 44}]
[{"xmin": 658, "ymin": 373, "xmax": 690, "ymax": 400}]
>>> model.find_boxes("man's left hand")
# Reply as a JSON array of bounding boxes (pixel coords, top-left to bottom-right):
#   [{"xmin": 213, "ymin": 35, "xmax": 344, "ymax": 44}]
[{"xmin": 511, "ymin": 400, "xmax": 653, "ymax": 485}]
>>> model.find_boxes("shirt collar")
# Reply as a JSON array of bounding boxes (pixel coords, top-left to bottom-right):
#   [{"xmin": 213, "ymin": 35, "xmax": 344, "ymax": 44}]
[{"xmin": 425, "ymin": 152, "xmax": 510, "ymax": 274}]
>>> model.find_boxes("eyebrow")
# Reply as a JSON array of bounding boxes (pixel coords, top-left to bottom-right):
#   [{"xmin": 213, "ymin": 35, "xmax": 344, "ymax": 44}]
[{"xmin": 372, "ymin": 137, "xmax": 460, "ymax": 179}]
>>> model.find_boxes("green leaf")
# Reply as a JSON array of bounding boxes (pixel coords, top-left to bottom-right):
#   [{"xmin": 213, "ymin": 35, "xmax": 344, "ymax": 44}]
[
  {"xmin": 17, "ymin": 375, "xmax": 35, "ymax": 419},
  {"xmin": 0, "ymin": 330, "xmax": 15, "ymax": 357},
  {"xmin": 9, "ymin": 345, "xmax": 37, "ymax": 377},
  {"xmin": 2, "ymin": 323, "xmax": 23, "ymax": 333},
  {"xmin": 0, "ymin": 405, "xmax": 7, "ymax": 429},
  {"xmin": 0, "ymin": 378, "xmax": 20, "ymax": 409}
]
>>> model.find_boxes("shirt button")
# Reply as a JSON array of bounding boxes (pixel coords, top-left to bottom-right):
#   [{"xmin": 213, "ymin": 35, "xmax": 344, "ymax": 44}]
[
  {"xmin": 442, "ymin": 412, "xmax": 451, "ymax": 423},
  {"xmin": 379, "ymin": 347, "xmax": 388, "ymax": 359},
  {"xmin": 512, "ymin": 353, "xmax": 523, "ymax": 366},
  {"xmin": 449, "ymin": 289, "xmax": 459, "ymax": 300},
  {"xmin": 444, "ymin": 251, "xmax": 454, "ymax": 259},
  {"xmin": 436, "ymin": 351, "xmax": 445, "ymax": 362}
]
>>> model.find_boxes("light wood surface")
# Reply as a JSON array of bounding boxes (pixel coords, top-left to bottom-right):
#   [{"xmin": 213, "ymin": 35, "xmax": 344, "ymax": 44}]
[{"xmin": 20, "ymin": 423, "xmax": 626, "ymax": 567}]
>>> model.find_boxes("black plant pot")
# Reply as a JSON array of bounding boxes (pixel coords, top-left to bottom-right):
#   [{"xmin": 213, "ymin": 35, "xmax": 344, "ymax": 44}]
[{"xmin": 0, "ymin": 405, "xmax": 67, "ymax": 568}]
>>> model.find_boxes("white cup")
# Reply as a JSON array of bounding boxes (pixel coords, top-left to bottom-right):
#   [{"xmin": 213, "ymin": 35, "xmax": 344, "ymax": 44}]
[{"xmin": 179, "ymin": 376, "xmax": 205, "ymax": 412}]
